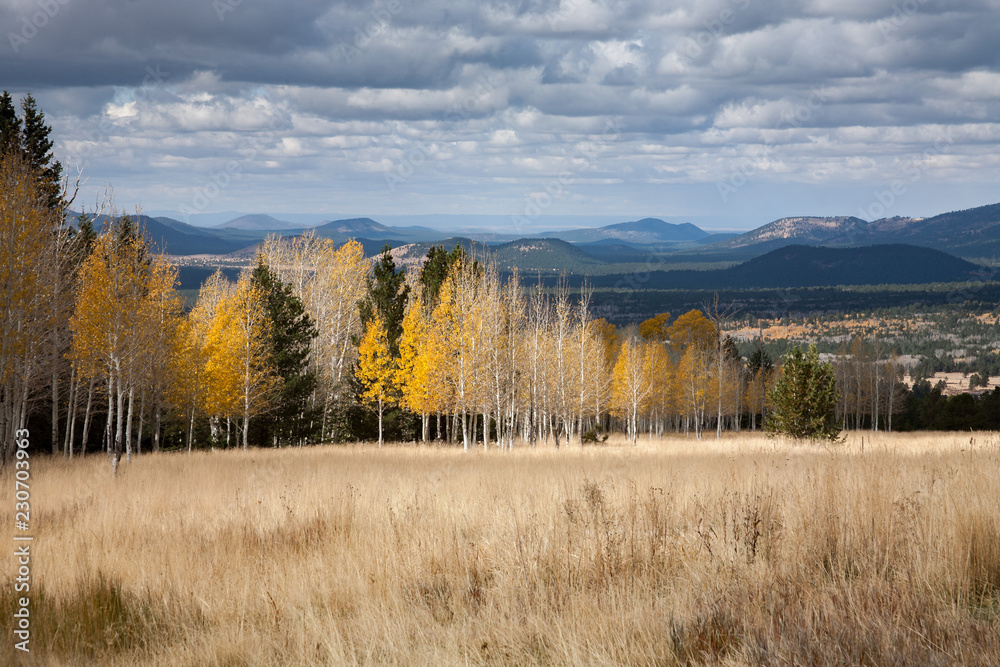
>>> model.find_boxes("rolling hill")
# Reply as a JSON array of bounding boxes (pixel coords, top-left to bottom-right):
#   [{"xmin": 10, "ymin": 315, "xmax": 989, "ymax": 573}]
[
  {"xmin": 586, "ymin": 244, "xmax": 985, "ymax": 290},
  {"xmin": 714, "ymin": 216, "xmax": 870, "ymax": 250},
  {"xmin": 542, "ymin": 218, "xmax": 710, "ymax": 244},
  {"xmin": 307, "ymin": 218, "xmax": 443, "ymax": 243},
  {"xmin": 388, "ymin": 238, "xmax": 606, "ymax": 274},
  {"xmin": 491, "ymin": 238, "xmax": 606, "ymax": 272}
]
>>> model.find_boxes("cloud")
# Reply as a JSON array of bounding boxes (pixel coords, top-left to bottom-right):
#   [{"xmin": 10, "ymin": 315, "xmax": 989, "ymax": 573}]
[{"xmin": 2, "ymin": 0, "xmax": 996, "ymax": 225}]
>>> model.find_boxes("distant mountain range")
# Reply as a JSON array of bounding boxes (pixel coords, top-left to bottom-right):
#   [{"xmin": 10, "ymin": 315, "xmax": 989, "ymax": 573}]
[{"xmin": 70, "ymin": 202, "xmax": 1000, "ymax": 288}]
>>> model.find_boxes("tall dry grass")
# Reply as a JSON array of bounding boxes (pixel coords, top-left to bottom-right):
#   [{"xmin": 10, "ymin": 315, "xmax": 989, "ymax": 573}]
[{"xmin": 1, "ymin": 431, "xmax": 998, "ymax": 665}]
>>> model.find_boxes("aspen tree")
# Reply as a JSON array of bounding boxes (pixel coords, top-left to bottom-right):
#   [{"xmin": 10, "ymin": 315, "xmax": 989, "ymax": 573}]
[
  {"xmin": 610, "ymin": 338, "xmax": 650, "ymax": 445},
  {"xmin": 171, "ymin": 269, "xmax": 231, "ymax": 450},
  {"xmin": 356, "ymin": 314, "xmax": 395, "ymax": 447},
  {"xmin": 477, "ymin": 264, "xmax": 507, "ymax": 449},
  {"xmin": 424, "ymin": 284, "xmax": 456, "ymax": 439},
  {"xmin": 575, "ymin": 286, "xmax": 593, "ymax": 445},
  {"xmin": 261, "ymin": 234, "xmax": 368, "ymax": 440},
  {"xmin": 499, "ymin": 271, "xmax": 525, "ymax": 449},
  {"xmin": 524, "ymin": 283, "xmax": 550, "ymax": 446},
  {"xmin": 138, "ymin": 257, "xmax": 183, "ymax": 452},
  {"xmin": 591, "ymin": 318, "xmax": 618, "ymax": 433},
  {"xmin": 204, "ymin": 271, "xmax": 278, "ymax": 449},
  {"xmin": 433, "ymin": 267, "xmax": 475, "ymax": 450},
  {"xmin": 0, "ymin": 152, "xmax": 56, "ymax": 462},
  {"xmin": 551, "ymin": 282, "xmax": 573, "ymax": 447},
  {"xmin": 643, "ymin": 340, "xmax": 674, "ymax": 438},
  {"xmin": 71, "ymin": 215, "xmax": 177, "ymax": 470},
  {"xmin": 667, "ymin": 309, "xmax": 716, "ymax": 354},
  {"xmin": 678, "ymin": 345, "xmax": 712, "ymax": 439},
  {"xmin": 397, "ymin": 297, "xmax": 434, "ymax": 441}
]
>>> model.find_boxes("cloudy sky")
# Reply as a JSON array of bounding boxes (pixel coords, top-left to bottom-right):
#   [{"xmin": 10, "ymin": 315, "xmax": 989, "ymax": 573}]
[{"xmin": 3, "ymin": 0, "xmax": 999, "ymax": 230}]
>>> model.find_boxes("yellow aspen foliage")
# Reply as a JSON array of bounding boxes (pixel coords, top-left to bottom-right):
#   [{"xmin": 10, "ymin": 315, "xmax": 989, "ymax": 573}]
[
  {"xmin": 397, "ymin": 298, "xmax": 435, "ymax": 416},
  {"xmin": 356, "ymin": 314, "xmax": 396, "ymax": 447},
  {"xmin": 70, "ymin": 219, "xmax": 185, "ymax": 464},
  {"xmin": 167, "ymin": 269, "xmax": 234, "ymax": 449},
  {"xmin": 203, "ymin": 271, "xmax": 278, "ymax": 449},
  {"xmin": 638, "ymin": 312, "xmax": 670, "ymax": 341},
  {"xmin": 429, "ymin": 267, "xmax": 484, "ymax": 450},
  {"xmin": 1, "ymin": 150, "xmax": 58, "ymax": 454},
  {"xmin": 610, "ymin": 339, "xmax": 650, "ymax": 445},
  {"xmin": 667, "ymin": 309, "xmax": 716, "ymax": 353}
]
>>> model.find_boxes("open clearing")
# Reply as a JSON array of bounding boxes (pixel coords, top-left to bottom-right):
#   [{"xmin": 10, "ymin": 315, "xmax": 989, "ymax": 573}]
[{"xmin": 2, "ymin": 432, "xmax": 999, "ymax": 665}]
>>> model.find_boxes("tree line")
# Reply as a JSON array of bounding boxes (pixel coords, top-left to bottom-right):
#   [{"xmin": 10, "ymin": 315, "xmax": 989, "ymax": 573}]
[{"xmin": 4, "ymin": 95, "xmax": 996, "ymax": 468}]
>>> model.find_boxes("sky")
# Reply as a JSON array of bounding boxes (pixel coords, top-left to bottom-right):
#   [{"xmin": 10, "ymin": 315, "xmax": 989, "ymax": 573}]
[{"xmin": 2, "ymin": 0, "xmax": 999, "ymax": 231}]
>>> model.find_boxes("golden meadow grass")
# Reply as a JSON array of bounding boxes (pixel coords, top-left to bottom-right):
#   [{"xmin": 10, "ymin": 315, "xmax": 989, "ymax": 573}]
[{"xmin": 1, "ymin": 432, "xmax": 999, "ymax": 665}]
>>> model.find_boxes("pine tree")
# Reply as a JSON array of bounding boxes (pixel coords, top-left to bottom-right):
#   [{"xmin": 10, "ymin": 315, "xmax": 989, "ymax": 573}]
[
  {"xmin": 0, "ymin": 92, "xmax": 20, "ymax": 155},
  {"xmin": 18, "ymin": 94, "xmax": 63, "ymax": 210},
  {"xmin": 766, "ymin": 344, "xmax": 842, "ymax": 441},
  {"xmin": 746, "ymin": 346, "xmax": 774, "ymax": 430},
  {"xmin": 358, "ymin": 245, "xmax": 408, "ymax": 354},
  {"xmin": 260, "ymin": 234, "xmax": 369, "ymax": 442},
  {"xmin": 419, "ymin": 243, "xmax": 467, "ymax": 306},
  {"xmin": 249, "ymin": 259, "xmax": 318, "ymax": 446}
]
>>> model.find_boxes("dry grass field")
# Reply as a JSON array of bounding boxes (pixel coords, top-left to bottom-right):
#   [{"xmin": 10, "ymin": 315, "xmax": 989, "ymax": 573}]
[{"xmin": 2, "ymin": 432, "xmax": 999, "ymax": 665}]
